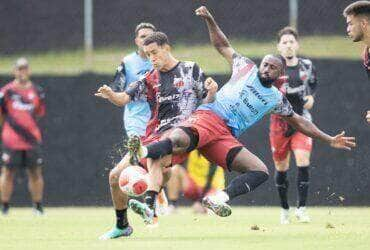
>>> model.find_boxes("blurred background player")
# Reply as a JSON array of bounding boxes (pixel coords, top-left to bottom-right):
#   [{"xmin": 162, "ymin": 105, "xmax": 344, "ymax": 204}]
[
  {"xmin": 270, "ymin": 27, "xmax": 318, "ymax": 224},
  {"xmin": 0, "ymin": 58, "xmax": 45, "ymax": 215},
  {"xmin": 343, "ymin": 1, "xmax": 370, "ymax": 123},
  {"xmin": 166, "ymin": 150, "xmax": 225, "ymax": 214}
]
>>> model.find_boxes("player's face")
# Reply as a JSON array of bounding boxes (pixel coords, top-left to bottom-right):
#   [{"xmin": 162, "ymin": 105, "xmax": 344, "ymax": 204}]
[
  {"xmin": 277, "ymin": 34, "xmax": 299, "ymax": 59},
  {"xmin": 346, "ymin": 15, "xmax": 365, "ymax": 42},
  {"xmin": 135, "ymin": 28, "xmax": 155, "ymax": 51},
  {"xmin": 14, "ymin": 66, "xmax": 30, "ymax": 83},
  {"xmin": 143, "ymin": 42, "xmax": 170, "ymax": 70},
  {"xmin": 258, "ymin": 56, "xmax": 283, "ymax": 83}
]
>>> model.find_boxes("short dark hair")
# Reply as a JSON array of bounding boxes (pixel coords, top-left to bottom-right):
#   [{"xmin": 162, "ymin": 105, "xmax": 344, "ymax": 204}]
[
  {"xmin": 143, "ymin": 32, "xmax": 170, "ymax": 46},
  {"xmin": 343, "ymin": 1, "xmax": 370, "ymax": 17},
  {"xmin": 277, "ymin": 26, "xmax": 299, "ymax": 42},
  {"xmin": 135, "ymin": 22, "xmax": 156, "ymax": 37}
]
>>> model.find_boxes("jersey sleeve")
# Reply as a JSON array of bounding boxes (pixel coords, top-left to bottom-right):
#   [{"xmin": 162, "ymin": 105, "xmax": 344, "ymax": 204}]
[
  {"xmin": 271, "ymin": 95, "xmax": 294, "ymax": 117},
  {"xmin": 192, "ymin": 63, "xmax": 207, "ymax": 99},
  {"xmin": 110, "ymin": 62, "xmax": 126, "ymax": 92},
  {"xmin": 307, "ymin": 62, "xmax": 318, "ymax": 96},
  {"xmin": 124, "ymin": 76, "xmax": 147, "ymax": 101},
  {"xmin": 231, "ymin": 53, "xmax": 256, "ymax": 78},
  {"xmin": 0, "ymin": 88, "xmax": 6, "ymax": 115},
  {"xmin": 35, "ymin": 85, "xmax": 46, "ymax": 117}
]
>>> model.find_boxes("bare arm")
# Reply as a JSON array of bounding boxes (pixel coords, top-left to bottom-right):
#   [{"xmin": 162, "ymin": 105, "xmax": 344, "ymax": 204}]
[
  {"xmin": 95, "ymin": 85, "xmax": 131, "ymax": 107},
  {"xmin": 202, "ymin": 77, "xmax": 218, "ymax": 104},
  {"xmin": 283, "ymin": 113, "xmax": 356, "ymax": 150},
  {"xmin": 195, "ymin": 6, "xmax": 235, "ymax": 65}
]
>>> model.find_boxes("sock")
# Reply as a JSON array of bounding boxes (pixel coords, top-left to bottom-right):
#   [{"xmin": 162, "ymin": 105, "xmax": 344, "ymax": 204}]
[
  {"xmin": 275, "ymin": 171, "xmax": 289, "ymax": 209},
  {"xmin": 33, "ymin": 202, "xmax": 43, "ymax": 212},
  {"xmin": 297, "ymin": 166, "xmax": 310, "ymax": 208},
  {"xmin": 225, "ymin": 171, "xmax": 269, "ymax": 200},
  {"xmin": 169, "ymin": 199, "xmax": 178, "ymax": 207},
  {"xmin": 144, "ymin": 139, "xmax": 173, "ymax": 159},
  {"xmin": 115, "ymin": 209, "xmax": 128, "ymax": 229},
  {"xmin": 145, "ymin": 190, "xmax": 158, "ymax": 216},
  {"xmin": 2, "ymin": 202, "xmax": 9, "ymax": 213}
]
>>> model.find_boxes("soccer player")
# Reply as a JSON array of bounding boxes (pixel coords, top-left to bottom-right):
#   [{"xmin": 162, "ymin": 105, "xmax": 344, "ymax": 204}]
[
  {"xmin": 129, "ymin": 6, "xmax": 356, "ymax": 219},
  {"xmin": 271, "ymin": 27, "xmax": 318, "ymax": 224},
  {"xmin": 343, "ymin": 1, "xmax": 370, "ymax": 123},
  {"xmin": 108, "ymin": 22, "xmax": 169, "ymax": 216},
  {"xmin": 95, "ymin": 31, "xmax": 217, "ymax": 239},
  {"xmin": 109, "ymin": 22, "xmax": 155, "ymax": 137},
  {"xmin": 0, "ymin": 58, "xmax": 45, "ymax": 215},
  {"xmin": 166, "ymin": 150, "xmax": 225, "ymax": 214}
]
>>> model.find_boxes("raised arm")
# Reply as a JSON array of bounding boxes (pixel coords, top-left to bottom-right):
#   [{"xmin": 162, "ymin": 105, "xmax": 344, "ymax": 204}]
[
  {"xmin": 95, "ymin": 84, "xmax": 131, "ymax": 107},
  {"xmin": 283, "ymin": 113, "xmax": 356, "ymax": 150},
  {"xmin": 195, "ymin": 6, "xmax": 236, "ymax": 65}
]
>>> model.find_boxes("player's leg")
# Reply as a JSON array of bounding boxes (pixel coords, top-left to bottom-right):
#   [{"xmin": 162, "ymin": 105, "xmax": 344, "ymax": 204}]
[
  {"xmin": 166, "ymin": 165, "xmax": 183, "ymax": 210},
  {"xmin": 0, "ymin": 167, "xmax": 16, "ymax": 214},
  {"xmin": 26, "ymin": 167, "xmax": 44, "ymax": 214},
  {"xmin": 99, "ymin": 153, "xmax": 133, "ymax": 240},
  {"xmin": 0, "ymin": 149, "xmax": 21, "ymax": 214},
  {"xmin": 270, "ymin": 132, "xmax": 292, "ymax": 224},
  {"xmin": 292, "ymin": 132, "xmax": 313, "ymax": 223},
  {"xmin": 202, "ymin": 144, "xmax": 269, "ymax": 217},
  {"xmin": 25, "ymin": 148, "xmax": 44, "ymax": 214},
  {"xmin": 129, "ymin": 156, "xmax": 171, "ymax": 224}
]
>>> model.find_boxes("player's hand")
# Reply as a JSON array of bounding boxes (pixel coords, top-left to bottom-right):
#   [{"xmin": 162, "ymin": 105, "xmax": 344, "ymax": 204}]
[
  {"xmin": 195, "ymin": 6, "xmax": 213, "ymax": 20},
  {"xmin": 329, "ymin": 131, "xmax": 356, "ymax": 151},
  {"xmin": 366, "ymin": 110, "xmax": 370, "ymax": 124},
  {"xmin": 95, "ymin": 84, "xmax": 114, "ymax": 99},
  {"xmin": 303, "ymin": 95, "xmax": 314, "ymax": 110},
  {"xmin": 205, "ymin": 77, "xmax": 218, "ymax": 96}
]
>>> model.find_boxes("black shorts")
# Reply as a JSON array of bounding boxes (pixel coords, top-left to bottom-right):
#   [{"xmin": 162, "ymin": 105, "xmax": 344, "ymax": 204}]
[{"xmin": 1, "ymin": 147, "xmax": 43, "ymax": 169}]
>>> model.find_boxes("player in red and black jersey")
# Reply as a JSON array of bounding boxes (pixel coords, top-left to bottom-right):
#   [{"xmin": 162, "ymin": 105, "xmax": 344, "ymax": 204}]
[
  {"xmin": 343, "ymin": 1, "xmax": 370, "ymax": 123},
  {"xmin": 271, "ymin": 27, "xmax": 318, "ymax": 224},
  {"xmin": 0, "ymin": 58, "xmax": 45, "ymax": 215},
  {"xmin": 95, "ymin": 32, "xmax": 217, "ymax": 239}
]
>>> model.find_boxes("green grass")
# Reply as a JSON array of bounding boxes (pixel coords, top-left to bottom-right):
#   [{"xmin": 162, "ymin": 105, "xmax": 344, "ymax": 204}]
[
  {"xmin": 0, "ymin": 207, "xmax": 369, "ymax": 250},
  {"xmin": 0, "ymin": 36, "xmax": 364, "ymax": 75}
]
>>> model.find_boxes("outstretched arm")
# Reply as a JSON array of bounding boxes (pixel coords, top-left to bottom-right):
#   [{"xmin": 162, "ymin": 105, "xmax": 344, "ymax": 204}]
[
  {"xmin": 283, "ymin": 113, "xmax": 356, "ymax": 150},
  {"xmin": 95, "ymin": 84, "xmax": 131, "ymax": 107},
  {"xmin": 195, "ymin": 6, "xmax": 235, "ymax": 65}
]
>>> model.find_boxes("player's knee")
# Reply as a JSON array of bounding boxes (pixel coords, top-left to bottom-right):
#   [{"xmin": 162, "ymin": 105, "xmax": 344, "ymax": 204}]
[
  {"xmin": 169, "ymin": 129, "xmax": 190, "ymax": 151},
  {"xmin": 2, "ymin": 168, "xmax": 15, "ymax": 180},
  {"xmin": 109, "ymin": 168, "xmax": 120, "ymax": 187}
]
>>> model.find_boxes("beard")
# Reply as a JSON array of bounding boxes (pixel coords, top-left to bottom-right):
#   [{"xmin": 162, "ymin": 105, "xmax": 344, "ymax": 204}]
[
  {"xmin": 257, "ymin": 72, "xmax": 275, "ymax": 86},
  {"xmin": 352, "ymin": 32, "xmax": 364, "ymax": 42}
]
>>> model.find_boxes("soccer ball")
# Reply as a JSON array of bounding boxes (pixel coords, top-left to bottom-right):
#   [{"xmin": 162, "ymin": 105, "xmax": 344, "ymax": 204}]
[{"xmin": 119, "ymin": 165, "xmax": 148, "ymax": 197}]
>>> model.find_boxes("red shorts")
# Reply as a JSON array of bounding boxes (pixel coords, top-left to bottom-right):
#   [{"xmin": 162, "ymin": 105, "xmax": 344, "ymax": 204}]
[
  {"xmin": 183, "ymin": 173, "xmax": 216, "ymax": 201},
  {"xmin": 180, "ymin": 110, "xmax": 243, "ymax": 170},
  {"xmin": 139, "ymin": 129, "xmax": 188, "ymax": 168},
  {"xmin": 269, "ymin": 131, "xmax": 313, "ymax": 161}
]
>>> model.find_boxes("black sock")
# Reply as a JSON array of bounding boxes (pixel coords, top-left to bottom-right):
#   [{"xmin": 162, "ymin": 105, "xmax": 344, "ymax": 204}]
[
  {"xmin": 225, "ymin": 171, "xmax": 269, "ymax": 200},
  {"xmin": 33, "ymin": 202, "xmax": 43, "ymax": 212},
  {"xmin": 144, "ymin": 190, "xmax": 158, "ymax": 216},
  {"xmin": 145, "ymin": 139, "xmax": 173, "ymax": 159},
  {"xmin": 115, "ymin": 209, "xmax": 128, "ymax": 229},
  {"xmin": 297, "ymin": 166, "xmax": 310, "ymax": 208},
  {"xmin": 169, "ymin": 199, "xmax": 178, "ymax": 207},
  {"xmin": 2, "ymin": 202, "xmax": 9, "ymax": 213},
  {"xmin": 275, "ymin": 171, "xmax": 289, "ymax": 209}
]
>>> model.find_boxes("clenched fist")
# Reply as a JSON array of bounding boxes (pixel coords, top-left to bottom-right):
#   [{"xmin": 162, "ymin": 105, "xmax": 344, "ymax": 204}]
[
  {"xmin": 95, "ymin": 84, "xmax": 114, "ymax": 99},
  {"xmin": 195, "ymin": 6, "xmax": 213, "ymax": 20}
]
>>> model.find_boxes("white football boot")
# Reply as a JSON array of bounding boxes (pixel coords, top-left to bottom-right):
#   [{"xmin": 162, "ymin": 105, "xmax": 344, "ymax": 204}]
[
  {"xmin": 280, "ymin": 208, "xmax": 290, "ymax": 225},
  {"xmin": 295, "ymin": 207, "xmax": 311, "ymax": 223}
]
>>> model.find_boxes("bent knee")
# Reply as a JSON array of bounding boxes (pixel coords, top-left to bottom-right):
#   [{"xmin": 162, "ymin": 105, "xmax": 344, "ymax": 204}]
[{"xmin": 109, "ymin": 168, "xmax": 121, "ymax": 186}]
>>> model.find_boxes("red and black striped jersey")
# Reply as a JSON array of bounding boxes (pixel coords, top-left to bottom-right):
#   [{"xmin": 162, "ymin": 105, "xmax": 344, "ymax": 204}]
[{"xmin": 0, "ymin": 81, "xmax": 45, "ymax": 150}]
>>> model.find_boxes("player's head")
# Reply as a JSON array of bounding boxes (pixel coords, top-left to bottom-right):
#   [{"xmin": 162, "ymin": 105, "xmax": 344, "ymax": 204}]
[
  {"xmin": 277, "ymin": 26, "xmax": 299, "ymax": 60},
  {"xmin": 143, "ymin": 32, "xmax": 171, "ymax": 70},
  {"xmin": 258, "ymin": 55, "xmax": 285, "ymax": 85},
  {"xmin": 134, "ymin": 22, "xmax": 157, "ymax": 52},
  {"xmin": 343, "ymin": 1, "xmax": 370, "ymax": 42},
  {"xmin": 14, "ymin": 57, "xmax": 30, "ymax": 83}
]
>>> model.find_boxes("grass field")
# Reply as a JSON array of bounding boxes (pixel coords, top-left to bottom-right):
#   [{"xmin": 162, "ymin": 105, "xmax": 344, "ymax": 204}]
[
  {"xmin": 0, "ymin": 36, "xmax": 364, "ymax": 75},
  {"xmin": 0, "ymin": 207, "xmax": 369, "ymax": 250}
]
